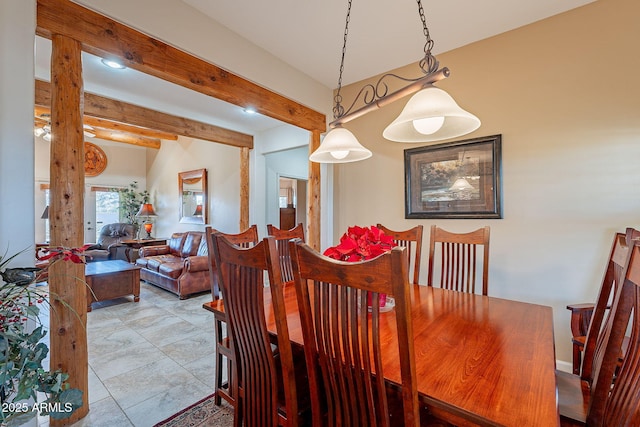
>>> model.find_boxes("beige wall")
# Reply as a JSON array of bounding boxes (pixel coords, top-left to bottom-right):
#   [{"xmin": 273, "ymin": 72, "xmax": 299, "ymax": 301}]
[
  {"xmin": 146, "ymin": 136, "xmax": 242, "ymax": 237},
  {"xmin": 333, "ymin": 0, "xmax": 640, "ymax": 364},
  {"xmin": 33, "ymin": 137, "xmax": 147, "ymax": 242}
]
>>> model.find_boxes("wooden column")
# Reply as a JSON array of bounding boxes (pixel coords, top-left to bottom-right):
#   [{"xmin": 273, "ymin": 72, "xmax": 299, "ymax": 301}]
[
  {"xmin": 307, "ymin": 130, "xmax": 322, "ymax": 250},
  {"xmin": 49, "ymin": 34, "xmax": 89, "ymax": 425},
  {"xmin": 239, "ymin": 147, "xmax": 250, "ymax": 231}
]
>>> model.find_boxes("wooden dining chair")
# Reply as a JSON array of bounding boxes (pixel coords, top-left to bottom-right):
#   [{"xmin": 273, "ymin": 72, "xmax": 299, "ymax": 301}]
[
  {"xmin": 266, "ymin": 223, "xmax": 305, "ymax": 285},
  {"xmin": 558, "ymin": 238, "xmax": 640, "ymax": 426},
  {"xmin": 210, "ymin": 234, "xmax": 305, "ymax": 427},
  {"xmin": 427, "ymin": 225, "xmax": 490, "ymax": 296},
  {"xmin": 566, "ymin": 228, "xmax": 640, "ymax": 375},
  {"xmin": 204, "ymin": 225, "xmax": 259, "ymax": 408},
  {"xmin": 288, "ymin": 239, "xmax": 420, "ymax": 427},
  {"xmin": 376, "ymin": 224, "xmax": 424, "ymax": 285}
]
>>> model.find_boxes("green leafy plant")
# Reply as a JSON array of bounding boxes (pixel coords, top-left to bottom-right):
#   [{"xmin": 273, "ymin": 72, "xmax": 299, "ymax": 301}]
[
  {"xmin": 0, "ymin": 248, "xmax": 84, "ymax": 427},
  {"xmin": 115, "ymin": 181, "xmax": 149, "ymax": 225}
]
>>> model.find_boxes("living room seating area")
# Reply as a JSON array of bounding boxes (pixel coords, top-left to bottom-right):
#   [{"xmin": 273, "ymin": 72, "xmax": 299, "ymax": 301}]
[
  {"xmin": 135, "ymin": 231, "xmax": 211, "ymax": 299},
  {"xmin": 84, "ymin": 223, "xmax": 137, "ymax": 262}
]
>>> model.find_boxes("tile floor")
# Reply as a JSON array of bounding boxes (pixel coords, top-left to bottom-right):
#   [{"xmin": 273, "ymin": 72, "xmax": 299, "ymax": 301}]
[{"xmin": 39, "ymin": 282, "xmax": 219, "ymax": 427}]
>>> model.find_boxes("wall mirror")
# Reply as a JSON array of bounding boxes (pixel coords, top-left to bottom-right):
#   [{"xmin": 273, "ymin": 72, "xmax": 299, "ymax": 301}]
[{"xmin": 179, "ymin": 169, "xmax": 208, "ymax": 224}]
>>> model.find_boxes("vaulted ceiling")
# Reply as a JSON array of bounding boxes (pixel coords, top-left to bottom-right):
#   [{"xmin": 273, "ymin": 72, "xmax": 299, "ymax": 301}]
[
  {"xmin": 182, "ymin": 0, "xmax": 596, "ymax": 87},
  {"xmin": 36, "ymin": 0, "xmax": 595, "ymax": 146}
]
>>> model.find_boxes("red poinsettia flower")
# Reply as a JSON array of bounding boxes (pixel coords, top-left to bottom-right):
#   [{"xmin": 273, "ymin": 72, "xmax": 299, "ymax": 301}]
[
  {"xmin": 324, "ymin": 225, "xmax": 395, "ymax": 262},
  {"xmin": 36, "ymin": 244, "xmax": 91, "ymax": 264},
  {"xmin": 323, "ymin": 225, "xmax": 396, "ymax": 309}
]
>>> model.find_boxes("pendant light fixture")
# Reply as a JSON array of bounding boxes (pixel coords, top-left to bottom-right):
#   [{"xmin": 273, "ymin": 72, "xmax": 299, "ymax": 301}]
[
  {"xmin": 383, "ymin": 85, "xmax": 480, "ymax": 142},
  {"xmin": 309, "ymin": 125, "xmax": 372, "ymax": 163},
  {"xmin": 310, "ymin": 0, "xmax": 480, "ymax": 164},
  {"xmin": 310, "ymin": 0, "xmax": 371, "ymax": 164}
]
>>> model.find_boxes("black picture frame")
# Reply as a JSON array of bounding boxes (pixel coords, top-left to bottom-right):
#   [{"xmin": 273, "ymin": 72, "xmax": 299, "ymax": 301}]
[{"xmin": 404, "ymin": 134, "xmax": 502, "ymax": 219}]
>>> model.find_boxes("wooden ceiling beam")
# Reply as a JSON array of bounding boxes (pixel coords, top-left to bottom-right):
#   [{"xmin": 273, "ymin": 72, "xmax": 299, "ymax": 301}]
[
  {"xmin": 36, "ymin": 0, "xmax": 326, "ymax": 133},
  {"xmin": 92, "ymin": 129, "xmax": 161, "ymax": 149},
  {"xmin": 36, "ymin": 101, "xmax": 161, "ymax": 148},
  {"xmin": 35, "ymin": 105, "xmax": 172, "ymax": 147},
  {"xmin": 35, "ymin": 79, "xmax": 252, "ymax": 148},
  {"xmin": 85, "ymin": 117, "xmax": 177, "ymax": 141}
]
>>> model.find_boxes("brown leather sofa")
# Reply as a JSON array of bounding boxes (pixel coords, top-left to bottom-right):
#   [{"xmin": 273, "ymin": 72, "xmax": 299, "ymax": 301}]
[{"xmin": 135, "ymin": 231, "xmax": 210, "ymax": 299}]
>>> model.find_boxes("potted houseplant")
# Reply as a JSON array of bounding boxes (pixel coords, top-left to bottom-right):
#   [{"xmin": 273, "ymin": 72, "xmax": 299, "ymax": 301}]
[
  {"xmin": 0, "ymin": 247, "xmax": 84, "ymax": 427},
  {"xmin": 114, "ymin": 181, "xmax": 149, "ymax": 239}
]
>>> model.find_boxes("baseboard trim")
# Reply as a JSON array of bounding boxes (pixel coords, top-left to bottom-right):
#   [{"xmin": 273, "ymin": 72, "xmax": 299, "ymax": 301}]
[{"xmin": 556, "ymin": 359, "xmax": 572, "ymax": 373}]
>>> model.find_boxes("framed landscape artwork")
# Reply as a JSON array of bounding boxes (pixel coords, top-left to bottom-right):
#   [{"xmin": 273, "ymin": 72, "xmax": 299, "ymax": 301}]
[{"xmin": 404, "ymin": 134, "xmax": 502, "ymax": 219}]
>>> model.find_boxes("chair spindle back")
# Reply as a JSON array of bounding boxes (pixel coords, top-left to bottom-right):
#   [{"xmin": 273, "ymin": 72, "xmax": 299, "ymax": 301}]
[
  {"xmin": 587, "ymin": 239, "xmax": 640, "ymax": 426},
  {"xmin": 376, "ymin": 224, "xmax": 423, "ymax": 285},
  {"xmin": 266, "ymin": 223, "xmax": 305, "ymax": 284},
  {"xmin": 289, "ymin": 239, "xmax": 419, "ymax": 427},
  {"xmin": 205, "ymin": 225, "xmax": 259, "ymax": 299},
  {"xmin": 580, "ymin": 229, "xmax": 639, "ymax": 383},
  {"xmin": 427, "ymin": 225, "xmax": 490, "ymax": 295},
  {"xmin": 210, "ymin": 234, "xmax": 299, "ymax": 427}
]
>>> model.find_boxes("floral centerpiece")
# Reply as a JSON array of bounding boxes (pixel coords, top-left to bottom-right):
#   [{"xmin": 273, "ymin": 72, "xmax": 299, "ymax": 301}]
[
  {"xmin": 1, "ymin": 246, "xmax": 86, "ymax": 427},
  {"xmin": 323, "ymin": 225, "xmax": 396, "ymax": 308}
]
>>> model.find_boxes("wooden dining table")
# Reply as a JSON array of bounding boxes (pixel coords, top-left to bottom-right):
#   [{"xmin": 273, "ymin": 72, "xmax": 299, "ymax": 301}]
[{"xmin": 203, "ymin": 284, "xmax": 559, "ymax": 427}]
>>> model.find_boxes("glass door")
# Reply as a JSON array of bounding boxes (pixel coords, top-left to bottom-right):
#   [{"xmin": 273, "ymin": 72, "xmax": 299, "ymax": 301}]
[{"xmin": 85, "ymin": 187, "xmax": 121, "ymax": 242}]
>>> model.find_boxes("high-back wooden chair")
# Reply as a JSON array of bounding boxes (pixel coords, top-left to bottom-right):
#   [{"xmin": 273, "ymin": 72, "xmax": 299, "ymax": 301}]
[
  {"xmin": 566, "ymin": 228, "xmax": 640, "ymax": 376},
  {"xmin": 266, "ymin": 223, "xmax": 305, "ymax": 285},
  {"xmin": 427, "ymin": 225, "xmax": 490, "ymax": 296},
  {"xmin": 376, "ymin": 224, "xmax": 423, "ymax": 285},
  {"xmin": 289, "ymin": 239, "xmax": 420, "ymax": 427},
  {"xmin": 204, "ymin": 225, "xmax": 259, "ymax": 408},
  {"xmin": 206, "ymin": 225, "xmax": 259, "ymax": 299},
  {"xmin": 595, "ymin": 239, "xmax": 640, "ymax": 426},
  {"xmin": 558, "ymin": 238, "xmax": 640, "ymax": 426},
  {"xmin": 210, "ymin": 234, "xmax": 301, "ymax": 427}
]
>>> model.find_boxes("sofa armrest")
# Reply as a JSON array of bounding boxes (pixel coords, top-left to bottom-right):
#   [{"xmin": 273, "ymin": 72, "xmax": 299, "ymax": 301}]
[
  {"xmin": 184, "ymin": 255, "xmax": 210, "ymax": 273},
  {"xmin": 139, "ymin": 245, "xmax": 171, "ymax": 257}
]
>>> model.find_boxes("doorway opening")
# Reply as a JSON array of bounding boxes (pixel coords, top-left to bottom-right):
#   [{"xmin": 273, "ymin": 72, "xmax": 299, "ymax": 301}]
[{"xmin": 279, "ymin": 177, "xmax": 307, "ymax": 232}]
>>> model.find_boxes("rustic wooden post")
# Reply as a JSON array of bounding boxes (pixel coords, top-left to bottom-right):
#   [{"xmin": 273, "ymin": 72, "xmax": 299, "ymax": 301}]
[
  {"xmin": 239, "ymin": 147, "xmax": 250, "ymax": 231},
  {"xmin": 308, "ymin": 130, "xmax": 321, "ymax": 250},
  {"xmin": 49, "ymin": 33, "xmax": 89, "ymax": 425}
]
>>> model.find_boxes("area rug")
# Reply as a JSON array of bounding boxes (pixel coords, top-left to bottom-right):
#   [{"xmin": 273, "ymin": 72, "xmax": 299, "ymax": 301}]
[{"xmin": 153, "ymin": 394, "xmax": 234, "ymax": 427}]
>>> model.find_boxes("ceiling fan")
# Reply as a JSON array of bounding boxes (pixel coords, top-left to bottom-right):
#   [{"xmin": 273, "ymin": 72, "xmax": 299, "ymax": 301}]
[
  {"xmin": 34, "ymin": 113, "xmax": 96, "ymax": 141},
  {"xmin": 33, "ymin": 107, "xmax": 171, "ymax": 149}
]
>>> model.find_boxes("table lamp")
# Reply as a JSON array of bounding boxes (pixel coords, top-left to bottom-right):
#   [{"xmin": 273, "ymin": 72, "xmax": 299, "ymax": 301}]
[{"xmin": 136, "ymin": 203, "xmax": 157, "ymax": 239}]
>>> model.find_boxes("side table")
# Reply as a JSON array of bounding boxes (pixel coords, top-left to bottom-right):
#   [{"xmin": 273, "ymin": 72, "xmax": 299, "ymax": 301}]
[{"xmin": 120, "ymin": 238, "xmax": 167, "ymax": 263}]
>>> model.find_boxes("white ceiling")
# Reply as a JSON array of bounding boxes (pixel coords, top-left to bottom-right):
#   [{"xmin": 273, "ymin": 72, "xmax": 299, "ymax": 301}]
[
  {"xmin": 36, "ymin": 0, "xmax": 595, "ymax": 137},
  {"xmin": 182, "ymin": 0, "xmax": 596, "ymax": 88},
  {"xmin": 34, "ymin": 36, "xmax": 282, "ymax": 135}
]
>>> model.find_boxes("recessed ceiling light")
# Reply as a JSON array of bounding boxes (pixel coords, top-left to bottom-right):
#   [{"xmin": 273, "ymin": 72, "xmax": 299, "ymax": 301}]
[
  {"xmin": 101, "ymin": 59, "xmax": 126, "ymax": 69},
  {"xmin": 243, "ymin": 107, "xmax": 257, "ymax": 115}
]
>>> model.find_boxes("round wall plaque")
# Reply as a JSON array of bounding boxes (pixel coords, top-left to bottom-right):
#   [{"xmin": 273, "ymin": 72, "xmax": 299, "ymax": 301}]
[{"xmin": 84, "ymin": 142, "xmax": 107, "ymax": 177}]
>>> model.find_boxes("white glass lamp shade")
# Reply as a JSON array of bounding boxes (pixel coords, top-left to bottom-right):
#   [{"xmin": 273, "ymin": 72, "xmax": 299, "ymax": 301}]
[
  {"xmin": 309, "ymin": 126, "xmax": 372, "ymax": 163},
  {"xmin": 383, "ymin": 86, "xmax": 481, "ymax": 143}
]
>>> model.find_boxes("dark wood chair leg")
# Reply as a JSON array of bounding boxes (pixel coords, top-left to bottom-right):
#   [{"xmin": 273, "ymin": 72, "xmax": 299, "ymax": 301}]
[
  {"xmin": 572, "ymin": 343, "xmax": 582, "ymax": 375},
  {"xmin": 214, "ymin": 316, "xmax": 234, "ymax": 406}
]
